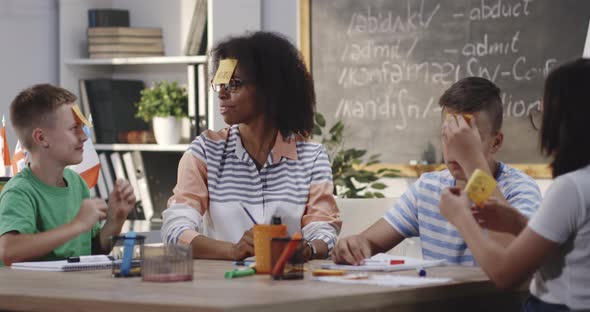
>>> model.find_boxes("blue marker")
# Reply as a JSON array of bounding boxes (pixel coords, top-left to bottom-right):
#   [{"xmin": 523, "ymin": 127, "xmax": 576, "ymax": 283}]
[{"xmin": 120, "ymin": 231, "xmax": 136, "ymax": 276}]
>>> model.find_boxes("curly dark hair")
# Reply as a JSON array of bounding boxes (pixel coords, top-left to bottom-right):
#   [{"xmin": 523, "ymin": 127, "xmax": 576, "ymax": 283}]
[
  {"xmin": 439, "ymin": 77, "xmax": 503, "ymax": 134},
  {"xmin": 210, "ymin": 31, "xmax": 315, "ymax": 138},
  {"xmin": 541, "ymin": 58, "xmax": 590, "ymax": 178}
]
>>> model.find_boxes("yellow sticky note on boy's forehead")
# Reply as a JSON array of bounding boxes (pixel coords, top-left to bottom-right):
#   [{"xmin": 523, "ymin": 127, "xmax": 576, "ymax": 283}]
[
  {"xmin": 71, "ymin": 105, "xmax": 92, "ymax": 128},
  {"xmin": 212, "ymin": 59, "xmax": 238, "ymax": 84},
  {"xmin": 445, "ymin": 113, "xmax": 474, "ymax": 122},
  {"xmin": 465, "ymin": 169, "xmax": 497, "ymax": 207}
]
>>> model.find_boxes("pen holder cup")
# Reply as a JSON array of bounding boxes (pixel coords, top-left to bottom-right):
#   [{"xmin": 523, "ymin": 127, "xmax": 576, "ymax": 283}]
[
  {"xmin": 142, "ymin": 244, "xmax": 193, "ymax": 282},
  {"xmin": 270, "ymin": 237, "xmax": 304, "ymax": 280},
  {"xmin": 110, "ymin": 235, "xmax": 145, "ymax": 278},
  {"xmin": 253, "ymin": 224, "xmax": 287, "ymax": 274}
]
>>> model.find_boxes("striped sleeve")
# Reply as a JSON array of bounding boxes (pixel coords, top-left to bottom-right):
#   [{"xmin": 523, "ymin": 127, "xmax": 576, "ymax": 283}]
[
  {"xmin": 301, "ymin": 145, "xmax": 341, "ymax": 255},
  {"xmin": 383, "ymin": 180, "xmax": 420, "ymax": 237},
  {"xmin": 502, "ymin": 173, "xmax": 542, "ymax": 219},
  {"xmin": 161, "ymin": 136, "xmax": 209, "ymax": 245}
]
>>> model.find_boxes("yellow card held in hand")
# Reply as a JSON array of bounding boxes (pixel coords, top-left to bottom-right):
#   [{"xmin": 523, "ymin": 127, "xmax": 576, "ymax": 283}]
[
  {"xmin": 72, "ymin": 105, "xmax": 92, "ymax": 128},
  {"xmin": 212, "ymin": 59, "xmax": 238, "ymax": 84},
  {"xmin": 465, "ymin": 169, "xmax": 497, "ymax": 207}
]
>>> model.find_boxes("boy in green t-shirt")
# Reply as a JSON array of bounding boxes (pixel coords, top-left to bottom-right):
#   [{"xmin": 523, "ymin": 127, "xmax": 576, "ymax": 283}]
[{"xmin": 0, "ymin": 84, "xmax": 135, "ymax": 266}]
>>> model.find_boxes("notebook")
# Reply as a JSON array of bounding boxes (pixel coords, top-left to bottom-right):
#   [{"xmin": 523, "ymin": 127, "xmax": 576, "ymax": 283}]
[
  {"xmin": 321, "ymin": 254, "xmax": 446, "ymax": 272},
  {"xmin": 11, "ymin": 255, "xmax": 113, "ymax": 272}
]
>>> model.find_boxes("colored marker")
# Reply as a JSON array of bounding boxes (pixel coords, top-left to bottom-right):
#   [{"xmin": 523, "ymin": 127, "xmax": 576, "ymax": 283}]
[
  {"xmin": 224, "ymin": 268, "xmax": 256, "ymax": 279},
  {"xmin": 417, "ymin": 268, "xmax": 427, "ymax": 277},
  {"xmin": 233, "ymin": 260, "xmax": 255, "ymax": 266},
  {"xmin": 363, "ymin": 259, "xmax": 405, "ymax": 265}
]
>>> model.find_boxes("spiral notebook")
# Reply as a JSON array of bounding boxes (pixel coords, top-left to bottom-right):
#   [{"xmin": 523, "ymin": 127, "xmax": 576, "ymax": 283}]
[{"xmin": 11, "ymin": 256, "xmax": 113, "ymax": 272}]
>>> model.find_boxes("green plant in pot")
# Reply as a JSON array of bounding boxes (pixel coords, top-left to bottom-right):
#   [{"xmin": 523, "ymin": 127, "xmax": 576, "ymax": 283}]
[
  {"xmin": 313, "ymin": 113, "xmax": 400, "ymax": 198},
  {"xmin": 135, "ymin": 81, "xmax": 188, "ymax": 145}
]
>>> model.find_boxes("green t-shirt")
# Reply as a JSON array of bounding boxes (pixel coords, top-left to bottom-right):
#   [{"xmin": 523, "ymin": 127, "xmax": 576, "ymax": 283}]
[{"xmin": 0, "ymin": 167, "xmax": 101, "ymax": 267}]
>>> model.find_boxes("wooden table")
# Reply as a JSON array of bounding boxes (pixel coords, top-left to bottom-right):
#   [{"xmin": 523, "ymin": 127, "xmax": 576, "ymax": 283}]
[{"xmin": 0, "ymin": 260, "xmax": 525, "ymax": 312}]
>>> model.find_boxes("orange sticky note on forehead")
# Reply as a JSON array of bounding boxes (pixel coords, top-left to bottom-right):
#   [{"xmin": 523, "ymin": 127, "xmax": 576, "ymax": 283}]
[
  {"xmin": 71, "ymin": 105, "xmax": 92, "ymax": 128},
  {"xmin": 212, "ymin": 59, "xmax": 238, "ymax": 84}
]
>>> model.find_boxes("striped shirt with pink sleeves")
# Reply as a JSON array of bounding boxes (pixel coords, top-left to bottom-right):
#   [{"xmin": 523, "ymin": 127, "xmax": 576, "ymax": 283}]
[{"xmin": 161, "ymin": 125, "xmax": 342, "ymax": 254}]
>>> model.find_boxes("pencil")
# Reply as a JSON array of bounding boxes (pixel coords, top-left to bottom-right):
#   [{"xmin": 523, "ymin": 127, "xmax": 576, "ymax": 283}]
[{"xmin": 241, "ymin": 204, "xmax": 258, "ymax": 225}]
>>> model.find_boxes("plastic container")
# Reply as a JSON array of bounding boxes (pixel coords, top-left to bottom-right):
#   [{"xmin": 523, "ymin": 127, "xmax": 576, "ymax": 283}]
[
  {"xmin": 253, "ymin": 224, "xmax": 287, "ymax": 274},
  {"xmin": 141, "ymin": 244, "xmax": 193, "ymax": 282},
  {"xmin": 270, "ymin": 237, "xmax": 304, "ymax": 280}
]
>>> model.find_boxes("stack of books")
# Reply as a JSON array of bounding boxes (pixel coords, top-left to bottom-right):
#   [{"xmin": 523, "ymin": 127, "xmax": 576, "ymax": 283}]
[{"xmin": 87, "ymin": 27, "xmax": 164, "ymax": 58}]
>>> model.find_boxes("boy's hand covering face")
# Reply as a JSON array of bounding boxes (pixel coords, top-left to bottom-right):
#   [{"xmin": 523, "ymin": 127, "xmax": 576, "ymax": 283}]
[{"xmin": 442, "ymin": 113, "xmax": 483, "ymax": 168}]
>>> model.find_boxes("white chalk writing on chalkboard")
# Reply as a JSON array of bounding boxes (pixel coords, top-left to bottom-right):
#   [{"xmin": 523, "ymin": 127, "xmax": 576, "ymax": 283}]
[{"xmin": 311, "ymin": 0, "xmax": 590, "ymax": 163}]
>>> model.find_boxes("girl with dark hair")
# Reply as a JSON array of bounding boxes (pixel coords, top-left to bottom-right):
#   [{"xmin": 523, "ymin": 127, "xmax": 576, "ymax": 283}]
[
  {"xmin": 161, "ymin": 31, "xmax": 341, "ymax": 261},
  {"xmin": 439, "ymin": 58, "xmax": 590, "ymax": 311}
]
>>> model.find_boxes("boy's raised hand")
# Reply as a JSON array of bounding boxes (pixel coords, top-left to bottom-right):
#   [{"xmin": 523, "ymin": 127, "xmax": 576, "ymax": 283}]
[
  {"xmin": 74, "ymin": 198, "xmax": 109, "ymax": 232},
  {"xmin": 442, "ymin": 114, "xmax": 483, "ymax": 168},
  {"xmin": 107, "ymin": 179, "xmax": 136, "ymax": 221}
]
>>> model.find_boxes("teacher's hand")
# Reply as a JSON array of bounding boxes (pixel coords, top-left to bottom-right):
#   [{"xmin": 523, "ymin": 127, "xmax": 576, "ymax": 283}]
[{"xmin": 231, "ymin": 229, "xmax": 254, "ymax": 261}]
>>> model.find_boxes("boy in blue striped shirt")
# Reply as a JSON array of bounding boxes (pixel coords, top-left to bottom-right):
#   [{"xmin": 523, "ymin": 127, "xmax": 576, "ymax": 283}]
[{"xmin": 333, "ymin": 77, "xmax": 541, "ymax": 266}]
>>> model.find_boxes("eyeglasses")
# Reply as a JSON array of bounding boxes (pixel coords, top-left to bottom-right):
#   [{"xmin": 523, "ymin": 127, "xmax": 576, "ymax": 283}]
[
  {"xmin": 529, "ymin": 106, "xmax": 542, "ymax": 131},
  {"xmin": 210, "ymin": 78, "xmax": 247, "ymax": 93}
]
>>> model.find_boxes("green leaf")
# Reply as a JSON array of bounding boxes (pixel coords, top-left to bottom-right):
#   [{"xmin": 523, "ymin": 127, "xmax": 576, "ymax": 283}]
[
  {"xmin": 314, "ymin": 113, "xmax": 326, "ymax": 127},
  {"xmin": 382, "ymin": 173, "xmax": 401, "ymax": 178},
  {"xmin": 352, "ymin": 149, "xmax": 366, "ymax": 159},
  {"xmin": 329, "ymin": 121, "xmax": 344, "ymax": 135},
  {"xmin": 370, "ymin": 182, "xmax": 387, "ymax": 190},
  {"xmin": 312, "ymin": 125, "xmax": 322, "ymax": 136},
  {"xmin": 374, "ymin": 192, "xmax": 385, "ymax": 198},
  {"xmin": 365, "ymin": 160, "xmax": 379, "ymax": 166}
]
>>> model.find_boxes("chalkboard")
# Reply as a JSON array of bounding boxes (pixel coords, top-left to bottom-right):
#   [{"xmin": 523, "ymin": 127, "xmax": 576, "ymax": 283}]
[{"xmin": 308, "ymin": 0, "xmax": 590, "ymax": 164}]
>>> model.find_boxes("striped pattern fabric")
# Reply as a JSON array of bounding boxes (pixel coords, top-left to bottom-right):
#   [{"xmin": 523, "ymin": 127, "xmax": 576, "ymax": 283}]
[
  {"xmin": 161, "ymin": 125, "xmax": 341, "ymax": 254},
  {"xmin": 383, "ymin": 162, "xmax": 541, "ymax": 266}
]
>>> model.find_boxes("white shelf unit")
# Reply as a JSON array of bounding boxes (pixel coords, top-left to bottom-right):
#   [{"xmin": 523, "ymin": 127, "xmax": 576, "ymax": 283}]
[
  {"xmin": 95, "ymin": 144, "xmax": 189, "ymax": 152},
  {"xmin": 64, "ymin": 55, "xmax": 207, "ymax": 66},
  {"xmin": 58, "ymin": 0, "xmax": 263, "ymax": 218}
]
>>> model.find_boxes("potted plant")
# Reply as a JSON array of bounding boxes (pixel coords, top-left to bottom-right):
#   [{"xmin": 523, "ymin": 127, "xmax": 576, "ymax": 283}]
[
  {"xmin": 135, "ymin": 81, "xmax": 188, "ymax": 145},
  {"xmin": 313, "ymin": 113, "xmax": 400, "ymax": 198}
]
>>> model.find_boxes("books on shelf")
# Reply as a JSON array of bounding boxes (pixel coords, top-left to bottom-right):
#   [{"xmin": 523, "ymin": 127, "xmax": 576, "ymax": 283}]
[
  {"xmin": 98, "ymin": 153, "xmax": 114, "ymax": 195},
  {"xmin": 88, "ymin": 36, "xmax": 163, "ymax": 45},
  {"xmin": 83, "ymin": 79, "xmax": 149, "ymax": 144},
  {"xmin": 88, "ymin": 27, "xmax": 162, "ymax": 37},
  {"xmin": 130, "ymin": 151, "xmax": 154, "ymax": 221},
  {"xmin": 184, "ymin": 0, "xmax": 207, "ymax": 55},
  {"xmin": 88, "ymin": 27, "xmax": 164, "ymax": 58},
  {"xmin": 88, "ymin": 9, "xmax": 129, "ymax": 28},
  {"xmin": 89, "ymin": 43, "xmax": 164, "ymax": 54}
]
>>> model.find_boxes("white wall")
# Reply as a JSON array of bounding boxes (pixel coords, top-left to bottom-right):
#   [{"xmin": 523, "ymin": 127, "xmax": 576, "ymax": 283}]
[
  {"xmin": 0, "ymin": 0, "xmax": 58, "ymax": 149},
  {"xmin": 208, "ymin": 0, "xmax": 299, "ymax": 131}
]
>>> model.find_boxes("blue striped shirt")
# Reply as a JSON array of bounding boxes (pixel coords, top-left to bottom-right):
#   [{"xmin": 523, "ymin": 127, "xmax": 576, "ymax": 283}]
[
  {"xmin": 161, "ymin": 125, "xmax": 341, "ymax": 254},
  {"xmin": 383, "ymin": 162, "xmax": 541, "ymax": 265}
]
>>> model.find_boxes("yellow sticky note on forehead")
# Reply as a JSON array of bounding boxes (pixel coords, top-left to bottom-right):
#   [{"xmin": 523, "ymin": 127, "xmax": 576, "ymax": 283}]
[
  {"xmin": 465, "ymin": 169, "xmax": 497, "ymax": 207},
  {"xmin": 212, "ymin": 59, "xmax": 238, "ymax": 84},
  {"xmin": 71, "ymin": 105, "xmax": 92, "ymax": 128},
  {"xmin": 445, "ymin": 113, "xmax": 474, "ymax": 123}
]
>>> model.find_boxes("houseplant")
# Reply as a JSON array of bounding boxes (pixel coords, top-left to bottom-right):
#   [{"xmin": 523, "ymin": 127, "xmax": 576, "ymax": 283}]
[
  {"xmin": 313, "ymin": 113, "xmax": 399, "ymax": 198},
  {"xmin": 135, "ymin": 81, "xmax": 188, "ymax": 145}
]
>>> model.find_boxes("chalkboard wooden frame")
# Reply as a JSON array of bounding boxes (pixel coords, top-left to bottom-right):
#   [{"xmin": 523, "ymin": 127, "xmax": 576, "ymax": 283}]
[{"xmin": 299, "ymin": 0, "xmax": 552, "ymax": 179}]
